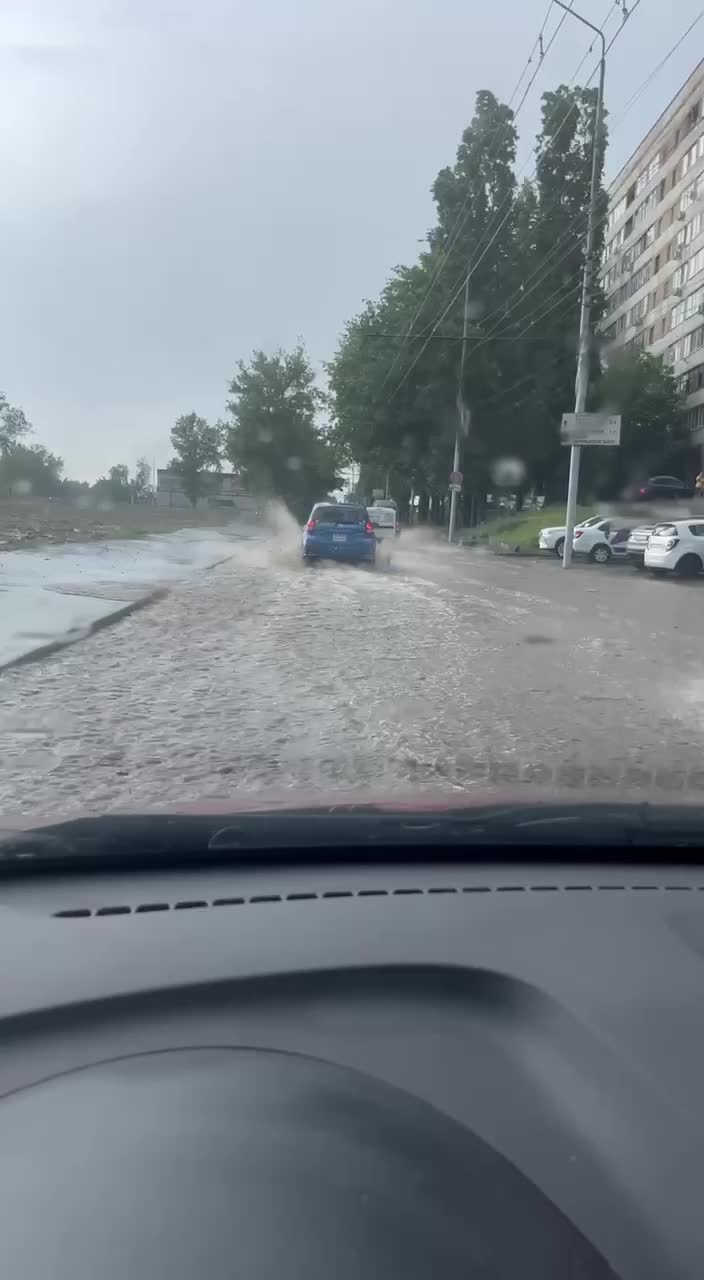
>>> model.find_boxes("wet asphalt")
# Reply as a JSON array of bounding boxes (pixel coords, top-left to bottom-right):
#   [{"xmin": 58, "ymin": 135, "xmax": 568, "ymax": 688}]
[{"xmin": 1, "ymin": 525, "xmax": 703, "ymax": 816}]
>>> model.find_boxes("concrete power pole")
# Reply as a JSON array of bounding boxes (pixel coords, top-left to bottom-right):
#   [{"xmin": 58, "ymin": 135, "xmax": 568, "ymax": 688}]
[
  {"xmin": 555, "ymin": 0, "xmax": 606, "ymax": 567},
  {"xmin": 449, "ymin": 270, "xmax": 470, "ymax": 544}
]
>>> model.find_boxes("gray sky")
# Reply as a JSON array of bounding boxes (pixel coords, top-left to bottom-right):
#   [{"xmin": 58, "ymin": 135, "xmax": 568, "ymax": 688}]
[{"xmin": 1, "ymin": 0, "xmax": 702, "ymax": 480}]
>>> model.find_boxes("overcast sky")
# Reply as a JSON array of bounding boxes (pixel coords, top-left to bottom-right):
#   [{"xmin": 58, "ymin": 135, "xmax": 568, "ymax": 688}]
[{"xmin": 1, "ymin": 0, "xmax": 702, "ymax": 480}]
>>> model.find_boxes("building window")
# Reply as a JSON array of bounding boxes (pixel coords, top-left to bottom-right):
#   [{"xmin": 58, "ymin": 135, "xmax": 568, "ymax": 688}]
[
  {"xmin": 684, "ymin": 286, "xmax": 704, "ymax": 320},
  {"xmin": 607, "ymin": 194, "xmax": 627, "ymax": 233}
]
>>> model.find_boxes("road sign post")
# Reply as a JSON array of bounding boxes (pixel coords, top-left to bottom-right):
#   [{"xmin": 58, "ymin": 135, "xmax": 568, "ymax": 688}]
[
  {"xmin": 560, "ymin": 413, "xmax": 621, "ymax": 447},
  {"xmin": 561, "ymin": 413, "xmax": 620, "ymax": 568}
]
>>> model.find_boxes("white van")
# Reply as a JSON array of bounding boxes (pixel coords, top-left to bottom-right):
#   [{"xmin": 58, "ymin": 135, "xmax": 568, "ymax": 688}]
[{"xmin": 367, "ymin": 506, "xmax": 397, "ymax": 563}]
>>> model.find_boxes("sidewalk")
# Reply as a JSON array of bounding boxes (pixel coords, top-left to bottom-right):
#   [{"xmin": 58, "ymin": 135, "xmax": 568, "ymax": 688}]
[{"xmin": 0, "ymin": 525, "xmax": 250, "ymax": 671}]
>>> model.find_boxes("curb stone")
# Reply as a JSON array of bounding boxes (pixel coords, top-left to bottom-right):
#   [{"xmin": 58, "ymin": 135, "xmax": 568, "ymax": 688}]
[
  {"xmin": 0, "ymin": 588, "xmax": 170, "ymax": 676},
  {"xmin": 0, "ymin": 546, "xmax": 239, "ymax": 676}
]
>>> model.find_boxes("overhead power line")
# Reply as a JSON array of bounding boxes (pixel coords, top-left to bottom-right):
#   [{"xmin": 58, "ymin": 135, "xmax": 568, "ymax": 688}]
[
  {"xmin": 386, "ymin": 0, "xmax": 642, "ymax": 404},
  {"xmin": 471, "ymin": 0, "xmax": 701, "ymax": 352},
  {"xmin": 610, "ymin": 8, "xmax": 704, "ymax": 128},
  {"xmin": 378, "ymin": 0, "xmax": 572, "ymax": 393}
]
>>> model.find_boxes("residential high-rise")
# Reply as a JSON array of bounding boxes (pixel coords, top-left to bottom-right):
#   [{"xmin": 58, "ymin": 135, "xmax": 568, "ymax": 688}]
[{"xmin": 599, "ymin": 59, "xmax": 704, "ymax": 466}]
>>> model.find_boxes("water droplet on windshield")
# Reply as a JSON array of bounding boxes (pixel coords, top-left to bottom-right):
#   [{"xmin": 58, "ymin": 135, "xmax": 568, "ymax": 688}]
[{"xmin": 491, "ymin": 456, "xmax": 526, "ymax": 487}]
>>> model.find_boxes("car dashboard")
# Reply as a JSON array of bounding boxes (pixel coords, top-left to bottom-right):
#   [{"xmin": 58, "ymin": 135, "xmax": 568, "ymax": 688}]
[{"xmin": 0, "ymin": 856, "xmax": 702, "ymax": 1279}]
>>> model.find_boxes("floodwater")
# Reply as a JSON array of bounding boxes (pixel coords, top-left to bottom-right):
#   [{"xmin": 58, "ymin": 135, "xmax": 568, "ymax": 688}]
[{"xmin": 1, "ymin": 507, "xmax": 703, "ymax": 816}]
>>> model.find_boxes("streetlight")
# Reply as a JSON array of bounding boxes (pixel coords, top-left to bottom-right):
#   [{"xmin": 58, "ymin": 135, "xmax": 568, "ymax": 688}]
[{"xmin": 553, "ymin": 0, "xmax": 606, "ymax": 567}]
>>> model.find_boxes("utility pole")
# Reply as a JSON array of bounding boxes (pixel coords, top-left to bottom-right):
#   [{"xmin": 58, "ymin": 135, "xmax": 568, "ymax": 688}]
[
  {"xmin": 554, "ymin": 1, "xmax": 606, "ymax": 567},
  {"xmin": 449, "ymin": 269, "xmax": 470, "ymax": 543}
]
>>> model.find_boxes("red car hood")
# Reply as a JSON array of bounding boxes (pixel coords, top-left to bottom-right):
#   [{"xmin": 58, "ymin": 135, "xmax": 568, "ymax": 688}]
[{"xmin": 0, "ymin": 785, "xmax": 693, "ymax": 837}]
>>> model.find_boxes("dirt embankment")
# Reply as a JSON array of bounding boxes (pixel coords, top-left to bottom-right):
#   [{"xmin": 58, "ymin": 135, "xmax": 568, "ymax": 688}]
[{"xmin": 0, "ymin": 498, "xmax": 252, "ymax": 550}]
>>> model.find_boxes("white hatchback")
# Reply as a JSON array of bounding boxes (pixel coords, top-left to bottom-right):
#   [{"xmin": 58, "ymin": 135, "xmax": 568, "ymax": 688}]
[
  {"xmin": 644, "ymin": 520, "xmax": 704, "ymax": 577},
  {"xmin": 367, "ymin": 506, "xmax": 397, "ymax": 564}
]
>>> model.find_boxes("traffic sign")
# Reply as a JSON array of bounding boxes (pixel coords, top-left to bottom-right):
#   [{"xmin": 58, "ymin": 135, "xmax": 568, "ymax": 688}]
[{"xmin": 561, "ymin": 413, "xmax": 621, "ymax": 446}]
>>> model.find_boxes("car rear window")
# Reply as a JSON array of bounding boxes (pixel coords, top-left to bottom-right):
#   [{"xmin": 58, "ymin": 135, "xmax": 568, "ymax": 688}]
[
  {"xmin": 313, "ymin": 505, "xmax": 366, "ymax": 524},
  {"xmin": 368, "ymin": 508, "xmax": 396, "ymax": 526}
]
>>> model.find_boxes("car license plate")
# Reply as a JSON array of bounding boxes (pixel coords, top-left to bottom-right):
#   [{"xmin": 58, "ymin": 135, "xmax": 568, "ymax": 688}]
[{"xmin": 333, "ymin": 534, "xmax": 347, "ymax": 542}]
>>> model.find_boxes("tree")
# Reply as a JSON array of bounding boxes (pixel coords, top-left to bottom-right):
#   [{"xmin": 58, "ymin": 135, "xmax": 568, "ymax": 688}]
[
  {"xmin": 170, "ymin": 412, "xmax": 223, "ymax": 506},
  {"xmin": 0, "ymin": 442, "xmax": 63, "ymax": 497},
  {"xmin": 329, "ymin": 90, "xmax": 527, "ymax": 519},
  {"xmin": 329, "ymin": 80, "xmax": 611, "ymax": 519},
  {"xmin": 0, "ymin": 392, "xmax": 32, "ymax": 453},
  {"xmin": 132, "ymin": 457, "xmax": 152, "ymax": 502},
  {"xmin": 507, "ymin": 84, "xmax": 609, "ymax": 497},
  {"xmin": 224, "ymin": 346, "xmax": 341, "ymax": 519},
  {"xmin": 92, "ymin": 463, "xmax": 132, "ymax": 504},
  {"xmin": 590, "ymin": 350, "xmax": 687, "ymax": 497}
]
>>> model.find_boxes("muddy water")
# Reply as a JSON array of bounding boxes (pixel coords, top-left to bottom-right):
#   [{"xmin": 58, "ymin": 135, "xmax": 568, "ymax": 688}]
[{"xmin": 1, "ymin": 507, "xmax": 703, "ymax": 816}]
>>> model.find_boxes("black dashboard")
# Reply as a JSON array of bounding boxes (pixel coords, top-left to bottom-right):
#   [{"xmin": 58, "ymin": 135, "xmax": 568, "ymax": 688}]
[{"xmin": 1, "ymin": 856, "xmax": 702, "ymax": 1278}]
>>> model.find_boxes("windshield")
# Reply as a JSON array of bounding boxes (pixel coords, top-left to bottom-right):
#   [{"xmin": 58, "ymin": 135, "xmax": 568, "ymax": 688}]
[
  {"xmin": 313, "ymin": 506, "xmax": 366, "ymax": 524},
  {"xmin": 1, "ymin": 2, "xmax": 703, "ymax": 835}
]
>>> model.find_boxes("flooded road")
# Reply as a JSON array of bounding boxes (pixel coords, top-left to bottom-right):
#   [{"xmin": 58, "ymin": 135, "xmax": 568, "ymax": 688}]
[{"xmin": 1, "ymin": 523, "xmax": 704, "ymax": 816}]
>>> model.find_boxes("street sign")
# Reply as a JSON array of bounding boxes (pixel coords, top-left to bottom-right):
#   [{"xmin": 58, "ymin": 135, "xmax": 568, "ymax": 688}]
[
  {"xmin": 449, "ymin": 470, "xmax": 463, "ymax": 492},
  {"xmin": 561, "ymin": 413, "xmax": 621, "ymax": 447},
  {"xmin": 372, "ymin": 488, "xmax": 385, "ymax": 499}
]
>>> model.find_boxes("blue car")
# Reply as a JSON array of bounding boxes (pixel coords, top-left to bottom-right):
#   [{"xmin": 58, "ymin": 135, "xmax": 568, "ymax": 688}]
[{"xmin": 302, "ymin": 503, "xmax": 376, "ymax": 565}]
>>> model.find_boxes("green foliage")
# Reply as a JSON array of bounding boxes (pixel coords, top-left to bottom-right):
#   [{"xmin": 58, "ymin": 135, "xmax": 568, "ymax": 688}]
[
  {"xmin": 224, "ymin": 346, "xmax": 341, "ymax": 519},
  {"xmin": 92, "ymin": 463, "xmax": 132, "ymax": 505},
  {"xmin": 132, "ymin": 457, "xmax": 152, "ymax": 502},
  {"xmin": 328, "ymin": 83, "xmax": 611, "ymax": 510},
  {"xmin": 0, "ymin": 392, "xmax": 32, "ymax": 454},
  {"xmin": 590, "ymin": 350, "xmax": 687, "ymax": 494},
  {"xmin": 169, "ymin": 412, "xmax": 223, "ymax": 507},
  {"xmin": 0, "ymin": 442, "xmax": 64, "ymax": 497}
]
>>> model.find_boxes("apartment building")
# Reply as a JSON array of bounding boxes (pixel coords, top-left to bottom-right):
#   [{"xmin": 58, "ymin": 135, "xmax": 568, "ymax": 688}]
[{"xmin": 599, "ymin": 58, "xmax": 704, "ymax": 466}]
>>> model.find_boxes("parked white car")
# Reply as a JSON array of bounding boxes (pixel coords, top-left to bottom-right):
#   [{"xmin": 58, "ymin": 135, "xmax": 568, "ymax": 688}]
[
  {"xmin": 538, "ymin": 514, "xmax": 604, "ymax": 557},
  {"xmin": 644, "ymin": 520, "xmax": 704, "ymax": 577},
  {"xmin": 626, "ymin": 525, "xmax": 656, "ymax": 568},
  {"xmin": 572, "ymin": 518, "xmax": 631, "ymax": 563}
]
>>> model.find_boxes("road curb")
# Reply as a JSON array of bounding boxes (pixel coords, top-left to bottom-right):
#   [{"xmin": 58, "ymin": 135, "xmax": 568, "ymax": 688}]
[
  {"xmin": 0, "ymin": 587, "xmax": 169, "ymax": 676},
  {"xmin": 0, "ymin": 544, "xmax": 241, "ymax": 677}
]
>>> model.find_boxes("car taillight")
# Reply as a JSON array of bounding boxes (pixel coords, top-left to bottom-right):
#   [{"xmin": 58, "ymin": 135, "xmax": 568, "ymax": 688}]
[
  {"xmin": 306, "ymin": 519, "xmax": 317, "ymax": 531},
  {"xmin": 574, "ymin": 529, "xmax": 583, "ymax": 538},
  {"xmin": 639, "ymin": 487, "xmax": 647, "ymax": 495},
  {"xmin": 365, "ymin": 521, "xmax": 374, "ymax": 534},
  {"xmin": 665, "ymin": 537, "xmax": 679, "ymax": 551}
]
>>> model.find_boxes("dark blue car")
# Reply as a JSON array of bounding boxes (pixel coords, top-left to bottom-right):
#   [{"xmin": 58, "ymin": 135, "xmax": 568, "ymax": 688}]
[{"xmin": 302, "ymin": 503, "xmax": 376, "ymax": 565}]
